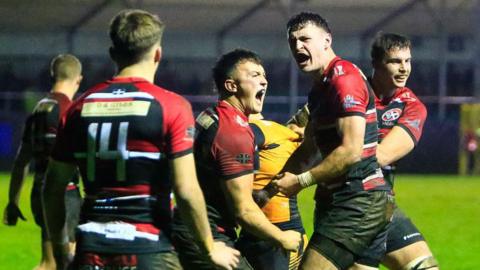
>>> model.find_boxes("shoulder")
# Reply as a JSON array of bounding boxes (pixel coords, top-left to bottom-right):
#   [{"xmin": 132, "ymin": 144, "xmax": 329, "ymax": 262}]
[{"xmin": 396, "ymin": 87, "xmax": 426, "ymax": 112}]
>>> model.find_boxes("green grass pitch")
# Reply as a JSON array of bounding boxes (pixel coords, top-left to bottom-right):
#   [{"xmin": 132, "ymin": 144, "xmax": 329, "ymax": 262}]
[{"xmin": 1, "ymin": 173, "xmax": 479, "ymax": 269}]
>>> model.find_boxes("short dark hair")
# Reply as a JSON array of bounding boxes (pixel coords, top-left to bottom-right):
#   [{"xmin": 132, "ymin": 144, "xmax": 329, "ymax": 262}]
[
  {"xmin": 370, "ymin": 32, "xmax": 411, "ymax": 62},
  {"xmin": 109, "ymin": 9, "xmax": 165, "ymax": 65},
  {"xmin": 287, "ymin": 12, "xmax": 331, "ymax": 35},
  {"xmin": 212, "ymin": 49, "xmax": 263, "ymax": 96},
  {"xmin": 50, "ymin": 54, "xmax": 82, "ymax": 81}
]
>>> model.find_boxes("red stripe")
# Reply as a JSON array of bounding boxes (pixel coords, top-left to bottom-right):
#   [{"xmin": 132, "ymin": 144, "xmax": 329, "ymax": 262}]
[
  {"xmin": 365, "ymin": 112, "xmax": 377, "ymax": 123},
  {"xmin": 127, "ymin": 140, "xmax": 159, "ymax": 152},
  {"xmin": 135, "ymin": 223, "xmax": 161, "ymax": 234},
  {"xmin": 363, "ymin": 177, "xmax": 386, "ymax": 190},
  {"xmin": 361, "ymin": 147, "xmax": 376, "ymax": 158},
  {"xmin": 99, "ymin": 184, "xmax": 152, "ymax": 196},
  {"xmin": 85, "ymin": 98, "xmax": 134, "ymax": 102}
]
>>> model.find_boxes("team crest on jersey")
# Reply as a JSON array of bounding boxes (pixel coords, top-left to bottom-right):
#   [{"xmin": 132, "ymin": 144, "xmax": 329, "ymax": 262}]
[
  {"xmin": 343, "ymin": 95, "xmax": 361, "ymax": 109},
  {"xmin": 381, "ymin": 108, "xmax": 402, "ymax": 122},
  {"xmin": 235, "ymin": 115, "xmax": 249, "ymax": 127},
  {"xmin": 236, "ymin": 153, "xmax": 251, "ymax": 164},
  {"xmin": 112, "ymin": 88, "xmax": 127, "ymax": 95}
]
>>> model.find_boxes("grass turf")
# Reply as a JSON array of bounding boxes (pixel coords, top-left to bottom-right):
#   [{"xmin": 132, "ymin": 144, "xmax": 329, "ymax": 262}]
[{"xmin": 0, "ymin": 173, "xmax": 479, "ymax": 269}]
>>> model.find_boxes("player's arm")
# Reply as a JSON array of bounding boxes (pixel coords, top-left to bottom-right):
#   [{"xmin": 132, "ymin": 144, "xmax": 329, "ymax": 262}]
[
  {"xmin": 171, "ymin": 153, "xmax": 240, "ymax": 269},
  {"xmin": 376, "ymin": 126, "xmax": 415, "ymax": 166},
  {"xmin": 222, "ymin": 173, "xmax": 301, "ymax": 251},
  {"xmin": 3, "ymin": 122, "xmax": 34, "ymax": 225},
  {"xmin": 274, "ymin": 115, "xmax": 365, "ymax": 196},
  {"xmin": 43, "ymin": 159, "xmax": 77, "ymax": 269}
]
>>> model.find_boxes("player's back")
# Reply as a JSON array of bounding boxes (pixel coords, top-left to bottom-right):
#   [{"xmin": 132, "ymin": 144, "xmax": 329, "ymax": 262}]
[
  {"xmin": 53, "ymin": 77, "xmax": 194, "ymax": 253},
  {"xmin": 27, "ymin": 92, "xmax": 71, "ymax": 180}
]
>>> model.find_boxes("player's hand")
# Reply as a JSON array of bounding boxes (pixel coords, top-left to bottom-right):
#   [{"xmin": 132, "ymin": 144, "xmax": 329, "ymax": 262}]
[
  {"xmin": 272, "ymin": 172, "xmax": 302, "ymax": 197},
  {"xmin": 3, "ymin": 202, "xmax": 27, "ymax": 225},
  {"xmin": 286, "ymin": 123, "xmax": 305, "ymax": 139},
  {"xmin": 278, "ymin": 230, "xmax": 301, "ymax": 251},
  {"xmin": 209, "ymin": 241, "xmax": 240, "ymax": 270}
]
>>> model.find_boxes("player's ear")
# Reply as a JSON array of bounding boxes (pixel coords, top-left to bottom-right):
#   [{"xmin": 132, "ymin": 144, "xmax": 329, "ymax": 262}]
[
  {"xmin": 224, "ymin": 78, "xmax": 237, "ymax": 94},
  {"xmin": 154, "ymin": 46, "xmax": 162, "ymax": 63},
  {"xmin": 324, "ymin": 33, "xmax": 332, "ymax": 50}
]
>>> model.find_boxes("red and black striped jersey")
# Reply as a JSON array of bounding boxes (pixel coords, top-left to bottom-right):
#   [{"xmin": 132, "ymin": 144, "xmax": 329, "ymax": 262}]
[
  {"xmin": 376, "ymin": 87, "xmax": 427, "ymax": 145},
  {"xmin": 307, "ymin": 57, "xmax": 388, "ymax": 194},
  {"xmin": 52, "ymin": 77, "xmax": 195, "ymax": 253},
  {"xmin": 375, "ymin": 86, "xmax": 427, "ymax": 187},
  {"xmin": 194, "ymin": 101, "xmax": 256, "ymax": 237},
  {"xmin": 23, "ymin": 92, "xmax": 71, "ymax": 183}
]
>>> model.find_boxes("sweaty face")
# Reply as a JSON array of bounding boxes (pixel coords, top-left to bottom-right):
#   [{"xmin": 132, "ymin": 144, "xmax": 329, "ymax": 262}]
[
  {"xmin": 375, "ymin": 47, "xmax": 412, "ymax": 89},
  {"xmin": 288, "ymin": 23, "xmax": 330, "ymax": 74},
  {"xmin": 231, "ymin": 61, "xmax": 268, "ymax": 115}
]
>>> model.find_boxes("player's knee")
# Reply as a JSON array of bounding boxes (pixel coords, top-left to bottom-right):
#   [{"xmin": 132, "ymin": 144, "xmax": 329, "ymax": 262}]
[{"xmin": 403, "ymin": 255, "xmax": 439, "ymax": 270}]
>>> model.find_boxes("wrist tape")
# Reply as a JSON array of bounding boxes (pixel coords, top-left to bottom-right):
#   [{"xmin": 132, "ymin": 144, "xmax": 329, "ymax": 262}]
[{"xmin": 297, "ymin": 171, "xmax": 315, "ymax": 188}]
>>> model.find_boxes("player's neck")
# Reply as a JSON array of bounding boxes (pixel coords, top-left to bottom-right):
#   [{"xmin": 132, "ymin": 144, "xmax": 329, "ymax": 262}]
[
  {"xmin": 116, "ymin": 62, "xmax": 157, "ymax": 83},
  {"xmin": 371, "ymin": 76, "xmax": 396, "ymax": 99},
  {"xmin": 51, "ymin": 81, "xmax": 76, "ymax": 100},
  {"xmin": 221, "ymin": 97, "xmax": 248, "ymax": 117},
  {"xmin": 313, "ymin": 50, "xmax": 337, "ymax": 82}
]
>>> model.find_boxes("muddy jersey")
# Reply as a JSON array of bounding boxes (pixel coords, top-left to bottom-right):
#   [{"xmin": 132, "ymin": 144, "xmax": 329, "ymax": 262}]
[
  {"xmin": 194, "ymin": 101, "xmax": 256, "ymax": 238},
  {"xmin": 52, "ymin": 77, "xmax": 195, "ymax": 253},
  {"xmin": 375, "ymin": 87, "xmax": 427, "ymax": 187},
  {"xmin": 22, "ymin": 92, "xmax": 72, "ymax": 184},
  {"xmin": 307, "ymin": 57, "xmax": 387, "ymax": 198},
  {"xmin": 249, "ymin": 119, "xmax": 304, "ymax": 231}
]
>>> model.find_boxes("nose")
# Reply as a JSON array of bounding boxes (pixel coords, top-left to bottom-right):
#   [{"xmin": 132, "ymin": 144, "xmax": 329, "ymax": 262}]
[{"xmin": 260, "ymin": 76, "xmax": 268, "ymax": 87}]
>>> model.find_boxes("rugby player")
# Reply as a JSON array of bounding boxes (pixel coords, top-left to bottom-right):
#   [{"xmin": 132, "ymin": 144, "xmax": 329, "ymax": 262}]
[
  {"xmin": 172, "ymin": 49, "xmax": 301, "ymax": 270},
  {"xmin": 363, "ymin": 32, "xmax": 438, "ymax": 270},
  {"xmin": 273, "ymin": 12, "xmax": 393, "ymax": 270},
  {"xmin": 42, "ymin": 9, "xmax": 239, "ymax": 270},
  {"xmin": 3, "ymin": 54, "xmax": 83, "ymax": 270}
]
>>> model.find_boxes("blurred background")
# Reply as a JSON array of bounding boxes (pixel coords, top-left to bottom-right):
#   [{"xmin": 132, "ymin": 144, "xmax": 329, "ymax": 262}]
[{"xmin": 1, "ymin": 0, "xmax": 479, "ymax": 175}]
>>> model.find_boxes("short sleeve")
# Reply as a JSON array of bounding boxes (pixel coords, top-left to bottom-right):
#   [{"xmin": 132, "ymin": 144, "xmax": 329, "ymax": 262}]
[
  {"xmin": 164, "ymin": 97, "xmax": 195, "ymax": 158},
  {"xmin": 213, "ymin": 129, "xmax": 255, "ymax": 180},
  {"xmin": 397, "ymin": 100, "xmax": 427, "ymax": 145},
  {"xmin": 332, "ymin": 68, "xmax": 369, "ymax": 117}
]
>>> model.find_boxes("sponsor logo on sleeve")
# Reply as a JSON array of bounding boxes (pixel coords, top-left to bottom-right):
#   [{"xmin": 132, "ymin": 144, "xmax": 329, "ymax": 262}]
[
  {"xmin": 185, "ymin": 126, "xmax": 195, "ymax": 141},
  {"xmin": 404, "ymin": 119, "xmax": 421, "ymax": 131},
  {"xmin": 343, "ymin": 95, "xmax": 361, "ymax": 109}
]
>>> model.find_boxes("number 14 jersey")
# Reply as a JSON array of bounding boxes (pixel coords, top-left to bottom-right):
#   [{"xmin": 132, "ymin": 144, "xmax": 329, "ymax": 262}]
[{"xmin": 52, "ymin": 77, "xmax": 195, "ymax": 254}]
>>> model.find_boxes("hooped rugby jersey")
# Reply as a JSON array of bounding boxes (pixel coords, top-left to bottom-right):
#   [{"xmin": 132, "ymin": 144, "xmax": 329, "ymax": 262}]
[
  {"xmin": 249, "ymin": 119, "xmax": 304, "ymax": 231},
  {"xmin": 375, "ymin": 86, "xmax": 427, "ymax": 187},
  {"xmin": 21, "ymin": 93, "xmax": 71, "ymax": 180},
  {"xmin": 307, "ymin": 57, "xmax": 388, "ymax": 196},
  {"xmin": 194, "ymin": 101, "xmax": 256, "ymax": 238},
  {"xmin": 52, "ymin": 77, "xmax": 195, "ymax": 253}
]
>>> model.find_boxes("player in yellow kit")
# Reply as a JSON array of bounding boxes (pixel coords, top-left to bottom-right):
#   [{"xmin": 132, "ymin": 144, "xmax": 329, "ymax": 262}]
[{"xmin": 236, "ymin": 114, "xmax": 308, "ymax": 270}]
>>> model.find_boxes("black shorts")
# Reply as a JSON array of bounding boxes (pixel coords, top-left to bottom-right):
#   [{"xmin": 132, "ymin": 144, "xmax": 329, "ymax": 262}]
[
  {"xmin": 311, "ymin": 190, "xmax": 393, "ymax": 267},
  {"xmin": 70, "ymin": 251, "xmax": 181, "ymax": 270},
  {"xmin": 236, "ymin": 232, "xmax": 308, "ymax": 270},
  {"xmin": 171, "ymin": 211, "xmax": 252, "ymax": 270},
  {"xmin": 356, "ymin": 205, "xmax": 424, "ymax": 266},
  {"xmin": 31, "ymin": 182, "xmax": 82, "ymax": 241},
  {"xmin": 386, "ymin": 207, "xmax": 425, "ymax": 253}
]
